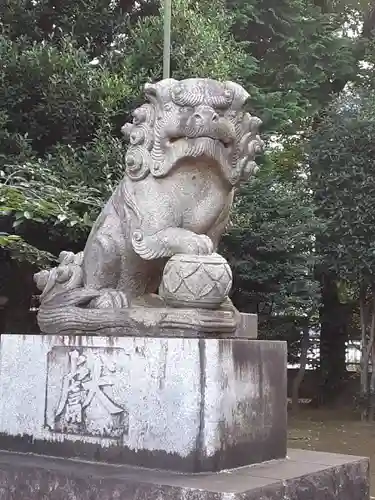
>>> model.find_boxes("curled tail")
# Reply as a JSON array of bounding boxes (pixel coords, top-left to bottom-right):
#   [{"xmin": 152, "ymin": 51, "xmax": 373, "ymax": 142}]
[{"xmin": 34, "ymin": 250, "xmax": 133, "ymax": 334}]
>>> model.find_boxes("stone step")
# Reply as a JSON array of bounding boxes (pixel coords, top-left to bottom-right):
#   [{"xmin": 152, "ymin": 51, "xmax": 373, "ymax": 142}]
[{"xmin": 0, "ymin": 448, "xmax": 368, "ymax": 499}]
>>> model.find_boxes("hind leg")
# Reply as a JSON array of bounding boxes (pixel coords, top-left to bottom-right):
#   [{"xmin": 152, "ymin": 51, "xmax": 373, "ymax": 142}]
[
  {"xmin": 82, "ymin": 213, "xmax": 133, "ymax": 308},
  {"xmin": 83, "ymin": 213, "xmax": 124, "ymax": 290}
]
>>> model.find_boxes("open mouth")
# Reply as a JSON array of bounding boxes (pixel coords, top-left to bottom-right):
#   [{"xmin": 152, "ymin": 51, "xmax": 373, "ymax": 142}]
[{"xmin": 167, "ymin": 136, "xmax": 231, "ymax": 149}]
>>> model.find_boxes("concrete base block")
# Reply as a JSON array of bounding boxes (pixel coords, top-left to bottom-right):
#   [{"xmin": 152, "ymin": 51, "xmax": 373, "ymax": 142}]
[
  {"xmin": 0, "ymin": 334, "xmax": 286, "ymax": 472},
  {"xmin": 236, "ymin": 312, "xmax": 258, "ymax": 338},
  {"xmin": 0, "ymin": 449, "xmax": 369, "ymax": 499}
]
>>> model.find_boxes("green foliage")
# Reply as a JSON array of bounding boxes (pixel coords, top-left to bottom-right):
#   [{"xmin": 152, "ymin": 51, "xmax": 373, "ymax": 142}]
[
  {"xmin": 310, "ymin": 88, "xmax": 375, "ymax": 414},
  {"xmin": 0, "ymin": 233, "xmax": 56, "ymax": 267},
  {"xmin": 1, "ymin": 0, "xmax": 131, "ymax": 56},
  {"xmin": 121, "ymin": 0, "xmax": 251, "ymax": 84},
  {"xmin": 0, "ymin": 128, "xmax": 126, "ymax": 262},
  {"xmin": 1, "ymin": 159, "xmax": 101, "ymax": 230},
  {"xmin": 0, "ymin": 36, "xmax": 131, "ymax": 155},
  {"xmin": 227, "ymin": 0, "xmax": 363, "ymax": 132},
  {"xmin": 310, "ymin": 90, "xmax": 375, "ymax": 284},
  {"xmin": 221, "ymin": 155, "xmax": 321, "ymax": 337}
]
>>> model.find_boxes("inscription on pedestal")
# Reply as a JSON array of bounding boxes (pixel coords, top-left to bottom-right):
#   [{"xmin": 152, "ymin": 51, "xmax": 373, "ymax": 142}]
[
  {"xmin": 0, "ymin": 335, "xmax": 288, "ymax": 472},
  {"xmin": 45, "ymin": 347, "xmax": 129, "ymax": 439}
]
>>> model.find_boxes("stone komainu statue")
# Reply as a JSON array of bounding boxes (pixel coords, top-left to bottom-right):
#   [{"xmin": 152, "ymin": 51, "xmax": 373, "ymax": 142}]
[{"xmin": 34, "ymin": 78, "xmax": 264, "ymax": 335}]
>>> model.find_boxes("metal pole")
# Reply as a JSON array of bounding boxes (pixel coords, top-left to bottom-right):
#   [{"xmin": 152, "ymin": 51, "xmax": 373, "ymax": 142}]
[{"xmin": 163, "ymin": 0, "xmax": 171, "ymax": 79}]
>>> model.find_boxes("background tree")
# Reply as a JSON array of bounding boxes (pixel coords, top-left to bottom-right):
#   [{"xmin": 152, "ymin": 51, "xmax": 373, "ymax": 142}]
[
  {"xmin": 221, "ymin": 0, "xmax": 375, "ymax": 404},
  {"xmin": 310, "ymin": 89, "xmax": 375, "ymax": 418}
]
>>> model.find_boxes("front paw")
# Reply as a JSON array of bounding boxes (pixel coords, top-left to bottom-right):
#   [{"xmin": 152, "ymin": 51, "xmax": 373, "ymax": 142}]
[
  {"xmin": 180, "ymin": 234, "xmax": 214, "ymax": 255},
  {"xmin": 132, "ymin": 229, "xmax": 214, "ymax": 259}
]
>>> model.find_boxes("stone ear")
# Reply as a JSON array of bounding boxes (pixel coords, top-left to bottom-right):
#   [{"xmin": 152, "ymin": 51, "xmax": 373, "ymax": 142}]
[
  {"xmin": 224, "ymin": 81, "xmax": 250, "ymax": 109},
  {"xmin": 144, "ymin": 78, "xmax": 178, "ymax": 108}
]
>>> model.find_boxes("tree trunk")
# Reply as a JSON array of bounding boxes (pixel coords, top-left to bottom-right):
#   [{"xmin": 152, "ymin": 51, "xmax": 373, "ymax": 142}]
[
  {"xmin": 291, "ymin": 325, "xmax": 310, "ymax": 413},
  {"xmin": 0, "ymin": 296, "xmax": 8, "ymax": 336},
  {"xmin": 310, "ymin": 1, "xmax": 375, "ymax": 410},
  {"xmin": 318, "ymin": 274, "xmax": 348, "ymax": 406},
  {"xmin": 369, "ymin": 341, "xmax": 375, "ymax": 421},
  {"xmin": 364, "ymin": 287, "xmax": 375, "ymax": 421},
  {"xmin": 360, "ymin": 285, "xmax": 370, "ymax": 421}
]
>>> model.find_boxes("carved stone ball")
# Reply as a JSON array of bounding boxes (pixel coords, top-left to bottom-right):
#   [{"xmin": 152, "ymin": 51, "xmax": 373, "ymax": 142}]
[{"xmin": 160, "ymin": 253, "xmax": 233, "ymax": 309}]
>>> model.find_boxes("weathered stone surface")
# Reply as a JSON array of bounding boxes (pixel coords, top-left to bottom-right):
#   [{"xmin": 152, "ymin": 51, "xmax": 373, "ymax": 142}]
[
  {"xmin": 160, "ymin": 253, "xmax": 232, "ymax": 309},
  {"xmin": 33, "ymin": 78, "xmax": 264, "ymax": 335},
  {"xmin": 236, "ymin": 312, "xmax": 258, "ymax": 338},
  {"xmin": 0, "ymin": 334, "xmax": 286, "ymax": 472},
  {"xmin": 0, "ymin": 449, "xmax": 369, "ymax": 499}
]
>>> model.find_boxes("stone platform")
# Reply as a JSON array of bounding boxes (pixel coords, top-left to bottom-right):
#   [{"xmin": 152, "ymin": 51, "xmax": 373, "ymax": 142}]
[
  {"xmin": 0, "ymin": 333, "xmax": 286, "ymax": 473},
  {"xmin": 0, "ymin": 449, "xmax": 369, "ymax": 499}
]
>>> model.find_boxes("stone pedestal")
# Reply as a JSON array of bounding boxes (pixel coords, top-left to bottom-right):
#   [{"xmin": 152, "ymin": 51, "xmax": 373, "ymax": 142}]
[
  {"xmin": 0, "ymin": 332, "xmax": 369, "ymax": 499},
  {"xmin": 0, "ymin": 449, "xmax": 369, "ymax": 500},
  {"xmin": 0, "ymin": 333, "xmax": 286, "ymax": 472}
]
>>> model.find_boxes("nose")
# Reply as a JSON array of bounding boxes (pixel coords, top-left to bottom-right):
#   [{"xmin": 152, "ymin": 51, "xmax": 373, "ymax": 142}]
[{"xmin": 193, "ymin": 106, "xmax": 219, "ymax": 123}]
